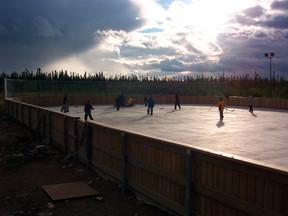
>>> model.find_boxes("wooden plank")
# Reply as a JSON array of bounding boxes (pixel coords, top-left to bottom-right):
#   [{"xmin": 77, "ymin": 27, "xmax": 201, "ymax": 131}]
[
  {"xmin": 225, "ymin": 168, "xmax": 233, "ymax": 194},
  {"xmin": 264, "ymin": 180, "xmax": 274, "ymax": 210},
  {"xmin": 247, "ymin": 175, "xmax": 256, "ymax": 203},
  {"xmin": 42, "ymin": 181, "xmax": 100, "ymax": 201},
  {"xmin": 239, "ymin": 172, "xmax": 247, "ymax": 200},
  {"xmin": 255, "ymin": 177, "xmax": 265, "ymax": 207},
  {"xmin": 272, "ymin": 183, "xmax": 282, "ymax": 213},
  {"xmin": 206, "ymin": 162, "xmax": 214, "ymax": 188},
  {"xmin": 218, "ymin": 166, "xmax": 226, "ymax": 192},
  {"xmin": 193, "ymin": 181, "xmax": 283, "ymax": 216}
]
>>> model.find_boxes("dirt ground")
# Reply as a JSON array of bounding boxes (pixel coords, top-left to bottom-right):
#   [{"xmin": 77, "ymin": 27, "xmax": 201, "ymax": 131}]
[{"xmin": 0, "ymin": 112, "xmax": 170, "ymax": 216}]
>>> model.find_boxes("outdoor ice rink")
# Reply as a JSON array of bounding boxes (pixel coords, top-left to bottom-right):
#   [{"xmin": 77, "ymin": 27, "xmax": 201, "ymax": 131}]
[{"xmin": 50, "ymin": 104, "xmax": 288, "ymax": 172}]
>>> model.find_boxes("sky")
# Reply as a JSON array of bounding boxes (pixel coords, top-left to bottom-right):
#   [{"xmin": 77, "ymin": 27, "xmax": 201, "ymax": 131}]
[{"xmin": 1, "ymin": 0, "xmax": 288, "ymax": 79}]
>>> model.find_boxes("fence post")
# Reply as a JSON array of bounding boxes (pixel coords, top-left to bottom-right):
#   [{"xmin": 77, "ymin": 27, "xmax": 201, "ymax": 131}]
[
  {"xmin": 15, "ymin": 102, "xmax": 19, "ymax": 121},
  {"xmin": 64, "ymin": 116, "xmax": 68, "ymax": 155},
  {"xmin": 121, "ymin": 131, "xmax": 127, "ymax": 195},
  {"xmin": 21, "ymin": 104, "xmax": 24, "ymax": 124},
  {"xmin": 48, "ymin": 112, "xmax": 52, "ymax": 145},
  {"xmin": 4, "ymin": 78, "xmax": 7, "ymax": 98},
  {"xmin": 185, "ymin": 149, "xmax": 192, "ymax": 216},
  {"xmin": 28, "ymin": 106, "xmax": 31, "ymax": 128},
  {"xmin": 74, "ymin": 117, "xmax": 80, "ymax": 161},
  {"xmin": 85, "ymin": 122, "xmax": 92, "ymax": 170},
  {"xmin": 4, "ymin": 99, "xmax": 7, "ymax": 113}
]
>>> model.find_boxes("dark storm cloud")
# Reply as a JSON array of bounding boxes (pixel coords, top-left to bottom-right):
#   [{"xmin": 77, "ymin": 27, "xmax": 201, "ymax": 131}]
[
  {"xmin": 158, "ymin": 59, "xmax": 186, "ymax": 72},
  {"xmin": 233, "ymin": 6, "xmax": 265, "ymax": 26},
  {"xmin": 236, "ymin": 4, "xmax": 288, "ymax": 29},
  {"xmin": 263, "ymin": 15, "xmax": 288, "ymax": 29},
  {"xmin": 233, "ymin": 4, "xmax": 288, "ymax": 30},
  {"xmin": 216, "ymin": 30, "xmax": 288, "ymax": 78},
  {"xmin": 242, "ymin": 5, "xmax": 265, "ymax": 18},
  {"xmin": 0, "ymin": 0, "xmax": 142, "ymax": 72},
  {"xmin": 233, "ymin": 14, "xmax": 256, "ymax": 26},
  {"xmin": 271, "ymin": 1, "xmax": 288, "ymax": 11},
  {"xmin": 253, "ymin": 30, "xmax": 268, "ymax": 38}
]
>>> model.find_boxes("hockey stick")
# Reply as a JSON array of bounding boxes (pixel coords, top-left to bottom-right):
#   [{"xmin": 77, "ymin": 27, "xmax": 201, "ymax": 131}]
[
  {"xmin": 226, "ymin": 108, "xmax": 235, "ymax": 112},
  {"xmin": 76, "ymin": 110, "xmax": 84, "ymax": 114}
]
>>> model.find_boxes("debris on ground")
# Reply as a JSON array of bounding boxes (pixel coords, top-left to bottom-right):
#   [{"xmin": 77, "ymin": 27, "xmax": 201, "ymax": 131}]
[{"xmin": 0, "ymin": 112, "xmax": 169, "ymax": 216}]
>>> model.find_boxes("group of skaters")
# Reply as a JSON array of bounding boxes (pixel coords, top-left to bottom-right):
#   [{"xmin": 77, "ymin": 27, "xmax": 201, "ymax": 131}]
[
  {"xmin": 144, "ymin": 93, "xmax": 181, "ymax": 115},
  {"xmin": 115, "ymin": 94, "xmax": 136, "ymax": 111},
  {"xmin": 115, "ymin": 94, "xmax": 155, "ymax": 115},
  {"xmin": 218, "ymin": 95, "xmax": 254, "ymax": 120},
  {"xmin": 60, "ymin": 94, "xmax": 94, "ymax": 121},
  {"xmin": 61, "ymin": 92, "xmax": 254, "ymax": 122}
]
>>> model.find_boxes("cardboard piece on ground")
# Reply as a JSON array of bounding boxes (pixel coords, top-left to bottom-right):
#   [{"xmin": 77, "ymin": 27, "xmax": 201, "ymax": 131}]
[{"xmin": 42, "ymin": 181, "xmax": 100, "ymax": 201}]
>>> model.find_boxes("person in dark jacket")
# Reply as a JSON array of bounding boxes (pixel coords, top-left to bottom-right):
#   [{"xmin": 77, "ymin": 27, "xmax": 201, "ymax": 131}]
[
  {"xmin": 144, "ymin": 96, "xmax": 148, "ymax": 106},
  {"xmin": 174, "ymin": 92, "xmax": 181, "ymax": 109},
  {"xmin": 115, "ymin": 95, "xmax": 121, "ymax": 111},
  {"xmin": 84, "ymin": 100, "xmax": 94, "ymax": 121},
  {"xmin": 249, "ymin": 96, "xmax": 254, "ymax": 113},
  {"xmin": 61, "ymin": 94, "xmax": 69, "ymax": 113},
  {"xmin": 147, "ymin": 96, "xmax": 155, "ymax": 116}
]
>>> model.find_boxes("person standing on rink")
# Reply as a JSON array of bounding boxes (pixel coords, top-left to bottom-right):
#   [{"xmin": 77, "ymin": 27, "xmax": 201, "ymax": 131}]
[
  {"xmin": 84, "ymin": 100, "xmax": 94, "ymax": 121},
  {"xmin": 61, "ymin": 94, "xmax": 69, "ymax": 113},
  {"xmin": 115, "ymin": 95, "xmax": 121, "ymax": 111},
  {"xmin": 147, "ymin": 96, "xmax": 155, "ymax": 116},
  {"xmin": 218, "ymin": 97, "xmax": 225, "ymax": 120},
  {"xmin": 249, "ymin": 96, "xmax": 254, "ymax": 113},
  {"xmin": 174, "ymin": 92, "xmax": 181, "ymax": 109}
]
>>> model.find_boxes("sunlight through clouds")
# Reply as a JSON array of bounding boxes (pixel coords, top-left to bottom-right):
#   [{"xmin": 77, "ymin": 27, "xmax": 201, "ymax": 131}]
[
  {"xmin": 1, "ymin": 0, "xmax": 288, "ymax": 78},
  {"xmin": 118, "ymin": 0, "xmax": 260, "ymax": 77},
  {"xmin": 47, "ymin": 0, "xmax": 287, "ymax": 78}
]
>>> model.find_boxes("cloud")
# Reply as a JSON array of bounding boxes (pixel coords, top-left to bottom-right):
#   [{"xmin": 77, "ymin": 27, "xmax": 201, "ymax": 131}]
[
  {"xmin": 271, "ymin": 1, "xmax": 288, "ymax": 11},
  {"xmin": 242, "ymin": 5, "xmax": 265, "ymax": 18},
  {"xmin": 263, "ymin": 15, "xmax": 288, "ymax": 29},
  {"xmin": 0, "ymin": 0, "xmax": 142, "ymax": 71},
  {"xmin": 1, "ymin": 0, "xmax": 288, "ymax": 79},
  {"xmin": 33, "ymin": 16, "xmax": 63, "ymax": 38}
]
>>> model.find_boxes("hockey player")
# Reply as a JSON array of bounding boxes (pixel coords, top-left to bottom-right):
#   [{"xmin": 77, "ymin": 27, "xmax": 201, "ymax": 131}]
[{"xmin": 218, "ymin": 97, "xmax": 225, "ymax": 120}]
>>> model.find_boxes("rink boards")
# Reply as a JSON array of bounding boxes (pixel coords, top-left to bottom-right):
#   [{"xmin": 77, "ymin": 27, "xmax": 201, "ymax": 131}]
[{"xmin": 5, "ymin": 98, "xmax": 288, "ymax": 216}]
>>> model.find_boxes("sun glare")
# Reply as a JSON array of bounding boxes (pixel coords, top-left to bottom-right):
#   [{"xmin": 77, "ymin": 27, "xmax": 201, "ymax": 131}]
[{"xmin": 169, "ymin": 0, "xmax": 255, "ymax": 35}]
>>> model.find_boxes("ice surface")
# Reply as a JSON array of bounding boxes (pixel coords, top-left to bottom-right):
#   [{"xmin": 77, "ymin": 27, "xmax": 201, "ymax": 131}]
[{"xmin": 50, "ymin": 104, "xmax": 288, "ymax": 171}]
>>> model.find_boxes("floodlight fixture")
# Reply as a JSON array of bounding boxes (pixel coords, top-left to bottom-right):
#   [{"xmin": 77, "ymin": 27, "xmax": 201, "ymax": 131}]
[
  {"xmin": 265, "ymin": 52, "xmax": 275, "ymax": 59},
  {"xmin": 264, "ymin": 52, "xmax": 275, "ymax": 97}
]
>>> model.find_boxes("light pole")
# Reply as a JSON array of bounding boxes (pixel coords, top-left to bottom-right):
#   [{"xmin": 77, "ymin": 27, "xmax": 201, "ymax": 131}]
[{"xmin": 264, "ymin": 52, "xmax": 274, "ymax": 97}]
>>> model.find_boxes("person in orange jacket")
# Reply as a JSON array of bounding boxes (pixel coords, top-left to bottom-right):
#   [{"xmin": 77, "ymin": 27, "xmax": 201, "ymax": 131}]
[{"xmin": 218, "ymin": 97, "xmax": 225, "ymax": 120}]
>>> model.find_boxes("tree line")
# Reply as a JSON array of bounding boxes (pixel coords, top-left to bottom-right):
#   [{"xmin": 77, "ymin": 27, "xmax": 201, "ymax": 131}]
[{"xmin": 1, "ymin": 68, "xmax": 288, "ymax": 98}]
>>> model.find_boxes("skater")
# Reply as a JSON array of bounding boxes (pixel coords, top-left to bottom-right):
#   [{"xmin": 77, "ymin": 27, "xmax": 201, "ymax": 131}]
[
  {"xmin": 119, "ymin": 93, "xmax": 126, "ymax": 108},
  {"xmin": 126, "ymin": 97, "xmax": 135, "ymax": 107},
  {"xmin": 61, "ymin": 94, "xmax": 69, "ymax": 113},
  {"xmin": 115, "ymin": 95, "xmax": 121, "ymax": 111},
  {"xmin": 174, "ymin": 92, "xmax": 181, "ymax": 109},
  {"xmin": 218, "ymin": 97, "xmax": 225, "ymax": 120},
  {"xmin": 249, "ymin": 96, "xmax": 253, "ymax": 113},
  {"xmin": 144, "ymin": 96, "xmax": 148, "ymax": 106},
  {"xmin": 147, "ymin": 96, "xmax": 155, "ymax": 116},
  {"xmin": 84, "ymin": 100, "xmax": 94, "ymax": 121}
]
